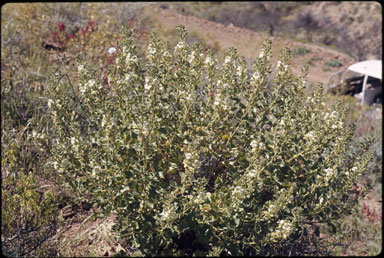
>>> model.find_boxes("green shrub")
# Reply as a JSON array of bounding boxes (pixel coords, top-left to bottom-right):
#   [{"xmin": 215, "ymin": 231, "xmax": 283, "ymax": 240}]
[
  {"xmin": 292, "ymin": 47, "xmax": 311, "ymax": 57},
  {"xmin": 325, "ymin": 59, "xmax": 343, "ymax": 68},
  {"xmin": 43, "ymin": 26, "xmax": 374, "ymax": 256},
  {"xmin": 1, "ymin": 130, "xmax": 58, "ymax": 256}
]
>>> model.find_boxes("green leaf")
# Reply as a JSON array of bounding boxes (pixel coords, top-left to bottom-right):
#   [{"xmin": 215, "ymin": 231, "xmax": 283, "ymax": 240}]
[
  {"xmin": 159, "ymin": 127, "xmax": 167, "ymax": 134},
  {"xmin": 124, "ymin": 170, "xmax": 133, "ymax": 179},
  {"xmin": 328, "ymin": 222, "xmax": 336, "ymax": 233}
]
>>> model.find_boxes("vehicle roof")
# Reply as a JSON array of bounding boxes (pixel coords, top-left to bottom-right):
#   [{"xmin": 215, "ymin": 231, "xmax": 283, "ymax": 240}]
[{"xmin": 347, "ymin": 60, "xmax": 382, "ymax": 80}]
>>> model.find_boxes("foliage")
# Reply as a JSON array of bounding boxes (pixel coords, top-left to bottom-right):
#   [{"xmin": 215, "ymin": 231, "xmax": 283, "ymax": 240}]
[
  {"xmin": 325, "ymin": 59, "xmax": 343, "ymax": 68},
  {"xmin": 43, "ymin": 25, "xmax": 375, "ymax": 256},
  {"xmin": 292, "ymin": 47, "xmax": 311, "ymax": 57},
  {"xmin": 1, "ymin": 129, "xmax": 58, "ymax": 256},
  {"xmin": 1, "ymin": 3, "xmax": 151, "ymax": 256}
]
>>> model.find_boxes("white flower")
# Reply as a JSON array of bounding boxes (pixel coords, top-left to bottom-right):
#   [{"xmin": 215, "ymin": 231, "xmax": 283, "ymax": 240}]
[
  {"xmin": 206, "ymin": 192, "xmax": 212, "ymax": 201},
  {"xmin": 52, "ymin": 161, "xmax": 58, "ymax": 170},
  {"xmin": 125, "ymin": 53, "xmax": 138, "ymax": 65},
  {"xmin": 304, "ymin": 131, "xmax": 316, "ymax": 141},
  {"xmin": 352, "ymin": 166, "xmax": 358, "ymax": 173},
  {"xmin": 144, "ymin": 77, "xmax": 151, "ymax": 90},
  {"xmin": 224, "ymin": 56, "xmax": 231, "ymax": 64},
  {"xmin": 47, "ymin": 99, "xmax": 53, "ymax": 108},
  {"xmin": 88, "ymin": 79, "xmax": 96, "ymax": 87},
  {"xmin": 250, "ymin": 140, "xmax": 258, "ymax": 150},
  {"xmin": 259, "ymin": 50, "xmax": 264, "ymax": 58},
  {"xmin": 325, "ymin": 168, "xmax": 334, "ymax": 179},
  {"xmin": 78, "ymin": 64, "xmax": 84, "ymax": 74},
  {"xmin": 108, "ymin": 47, "xmax": 116, "ymax": 55},
  {"xmin": 248, "ymin": 169, "xmax": 257, "ymax": 178},
  {"xmin": 148, "ymin": 44, "xmax": 156, "ymax": 55},
  {"xmin": 232, "ymin": 186, "xmax": 245, "ymax": 196},
  {"xmin": 329, "ymin": 111, "xmax": 338, "ymax": 119},
  {"xmin": 188, "ymin": 51, "xmax": 195, "ymax": 63},
  {"xmin": 175, "ymin": 41, "xmax": 185, "ymax": 51},
  {"xmin": 160, "ymin": 209, "xmax": 170, "ymax": 220},
  {"xmin": 252, "ymin": 72, "xmax": 260, "ymax": 81},
  {"xmin": 101, "ymin": 116, "xmax": 106, "ymax": 127},
  {"xmin": 236, "ymin": 65, "xmax": 243, "ymax": 76},
  {"xmin": 185, "ymin": 152, "xmax": 192, "ymax": 160},
  {"xmin": 204, "ymin": 56, "xmax": 212, "ymax": 65}
]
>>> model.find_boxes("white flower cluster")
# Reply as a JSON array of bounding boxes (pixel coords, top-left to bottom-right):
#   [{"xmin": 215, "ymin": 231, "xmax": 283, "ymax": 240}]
[
  {"xmin": 323, "ymin": 111, "xmax": 343, "ymax": 129},
  {"xmin": 91, "ymin": 165, "xmax": 102, "ymax": 178},
  {"xmin": 125, "ymin": 52, "xmax": 139, "ymax": 66},
  {"xmin": 159, "ymin": 205, "xmax": 177, "ymax": 222},
  {"xmin": 70, "ymin": 137, "xmax": 79, "ymax": 152},
  {"xmin": 247, "ymin": 169, "xmax": 257, "ymax": 178},
  {"xmin": 78, "ymin": 64, "xmax": 85, "ymax": 75},
  {"xmin": 204, "ymin": 55, "xmax": 214, "ymax": 66},
  {"xmin": 270, "ymin": 219, "xmax": 294, "ymax": 240},
  {"xmin": 236, "ymin": 65, "xmax": 245, "ymax": 77},
  {"xmin": 193, "ymin": 191, "xmax": 211, "ymax": 205},
  {"xmin": 250, "ymin": 140, "xmax": 258, "ymax": 151},
  {"xmin": 47, "ymin": 99, "xmax": 54, "ymax": 109},
  {"xmin": 147, "ymin": 43, "xmax": 156, "ymax": 56},
  {"xmin": 250, "ymin": 139, "xmax": 264, "ymax": 152},
  {"xmin": 212, "ymin": 80, "xmax": 231, "ymax": 111},
  {"xmin": 79, "ymin": 79, "xmax": 100, "ymax": 95},
  {"xmin": 224, "ymin": 56, "xmax": 231, "ymax": 64},
  {"xmin": 250, "ymin": 70, "xmax": 263, "ymax": 85},
  {"xmin": 276, "ymin": 60, "xmax": 289, "ymax": 75},
  {"xmin": 174, "ymin": 41, "xmax": 185, "ymax": 53},
  {"xmin": 183, "ymin": 151, "xmax": 201, "ymax": 172},
  {"xmin": 264, "ymin": 202, "xmax": 279, "ymax": 219},
  {"xmin": 345, "ymin": 166, "xmax": 358, "ymax": 176},
  {"xmin": 144, "ymin": 76, "xmax": 159, "ymax": 91},
  {"xmin": 304, "ymin": 131, "xmax": 316, "ymax": 142},
  {"xmin": 188, "ymin": 51, "xmax": 196, "ymax": 63},
  {"xmin": 324, "ymin": 167, "xmax": 335, "ymax": 182}
]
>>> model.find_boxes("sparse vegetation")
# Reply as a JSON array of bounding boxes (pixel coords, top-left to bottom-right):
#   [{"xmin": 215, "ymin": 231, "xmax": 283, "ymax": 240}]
[
  {"xmin": 293, "ymin": 47, "xmax": 311, "ymax": 57},
  {"xmin": 325, "ymin": 59, "xmax": 343, "ymax": 68}
]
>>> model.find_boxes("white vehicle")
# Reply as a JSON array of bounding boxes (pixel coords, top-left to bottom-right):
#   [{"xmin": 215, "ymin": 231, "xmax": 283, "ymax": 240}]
[{"xmin": 327, "ymin": 60, "xmax": 382, "ymax": 105}]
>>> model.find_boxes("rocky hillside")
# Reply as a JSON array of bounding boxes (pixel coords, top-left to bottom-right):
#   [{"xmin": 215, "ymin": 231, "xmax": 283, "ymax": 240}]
[
  {"xmin": 164, "ymin": 1, "xmax": 382, "ymax": 61},
  {"xmin": 145, "ymin": 5, "xmax": 357, "ymax": 85}
]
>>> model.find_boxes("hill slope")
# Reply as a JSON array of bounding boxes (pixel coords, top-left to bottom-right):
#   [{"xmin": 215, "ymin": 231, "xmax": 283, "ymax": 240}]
[{"xmin": 147, "ymin": 5, "xmax": 357, "ymax": 85}]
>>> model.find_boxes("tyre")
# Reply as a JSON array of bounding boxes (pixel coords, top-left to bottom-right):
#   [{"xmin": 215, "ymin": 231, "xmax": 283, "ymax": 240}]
[{"xmin": 364, "ymin": 86, "xmax": 382, "ymax": 105}]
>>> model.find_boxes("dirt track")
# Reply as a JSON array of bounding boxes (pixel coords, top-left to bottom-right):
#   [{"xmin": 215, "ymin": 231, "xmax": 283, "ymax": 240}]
[{"xmin": 149, "ymin": 6, "xmax": 357, "ymax": 85}]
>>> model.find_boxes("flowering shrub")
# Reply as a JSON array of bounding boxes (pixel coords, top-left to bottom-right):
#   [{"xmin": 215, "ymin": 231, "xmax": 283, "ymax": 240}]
[{"xmin": 43, "ymin": 26, "xmax": 374, "ymax": 256}]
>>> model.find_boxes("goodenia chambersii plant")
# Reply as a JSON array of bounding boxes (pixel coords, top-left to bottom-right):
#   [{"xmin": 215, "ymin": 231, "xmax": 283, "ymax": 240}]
[{"xmin": 43, "ymin": 25, "xmax": 374, "ymax": 256}]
